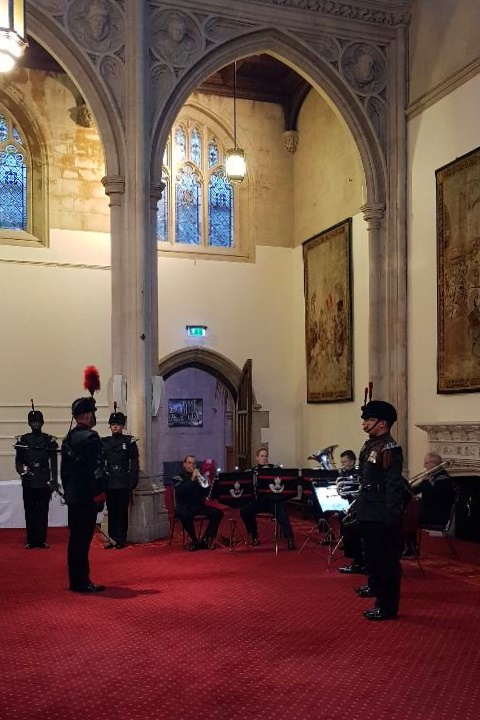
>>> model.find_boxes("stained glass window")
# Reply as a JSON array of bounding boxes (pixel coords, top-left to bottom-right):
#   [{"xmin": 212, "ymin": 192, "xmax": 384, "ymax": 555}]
[
  {"xmin": 208, "ymin": 139, "xmax": 219, "ymax": 168},
  {"xmin": 0, "ymin": 111, "xmax": 27, "ymax": 231},
  {"xmin": 157, "ymin": 180, "xmax": 169, "ymax": 242},
  {"xmin": 190, "ymin": 128, "xmax": 202, "ymax": 167},
  {"xmin": 208, "ymin": 169, "xmax": 233, "ymax": 247},
  {"xmin": 158, "ymin": 116, "xmax": 239, "ymax": 252},
  {"xmin": 175, "ymin": 165, "xmax": 201, "ymax": 245}
]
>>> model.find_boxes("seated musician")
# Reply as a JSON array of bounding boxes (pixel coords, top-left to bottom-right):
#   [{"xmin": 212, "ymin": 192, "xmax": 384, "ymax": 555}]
[
  {"xmin": 336, "ymin": 450, "xmax": 366, "ymax": 574},
  {"xmin": 172, "ymin": 455, "xmax": 223, "ymax": 551},
  {"xmin": 412, "ymin": 453, "xmax": 456, "ymax": 527},
  {"xmin": 240, "ymin": 448, "xmax": 295, "ymax": 550}
]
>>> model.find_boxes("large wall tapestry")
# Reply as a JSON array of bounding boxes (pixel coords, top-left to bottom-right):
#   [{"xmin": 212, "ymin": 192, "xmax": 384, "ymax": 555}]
[
  {"xmin": 303, "ymin": 219, "xmax": 353, "ymax": 402},
  {"xmin": 437, "ymin": 146, "xmax": 480, "ymax": 393}
]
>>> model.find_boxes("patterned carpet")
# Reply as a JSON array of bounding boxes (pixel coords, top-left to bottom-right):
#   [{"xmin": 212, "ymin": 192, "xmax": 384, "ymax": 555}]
[{"xmin": 1, "ymin": 520, "xmax": 480, "ymax": 720}]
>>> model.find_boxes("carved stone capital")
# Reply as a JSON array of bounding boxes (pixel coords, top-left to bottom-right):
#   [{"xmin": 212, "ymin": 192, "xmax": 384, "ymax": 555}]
[
  {"xmin": 282, "ymin": 130, "xmax": 299, "ymax": 154},
  {"xmin": 102, "ymin": 175, "xmax": 125, "ymax": 205},
  {"xmin": 150, "ymin": 181, "xmax": 166, "ymax": 207},
  {"xmin": 361, "ymin": 202, "xmax": 385, "ymax": 229}
]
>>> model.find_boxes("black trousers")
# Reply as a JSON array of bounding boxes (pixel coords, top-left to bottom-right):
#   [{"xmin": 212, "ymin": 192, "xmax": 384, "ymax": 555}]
[
  {"xmin": 176, "ymin": 503, "xmax": 223, "ymax": 543},
  {"xmin": 23, "ymin": 486, "xmax": 51, "ymax": 546},
  {"xmin": 360, "ymin": 521, "xmax": 402, "ymax": 615},
  {"xmin": 106, "ymin": 489, "xmax": 130, "ymax": 544},
  {"xmin": 67, "ymin": 504, "xmax": 98, "ymax": 590},
  {"xmin": 240, "ymin": 498, "xmax": 293, "ymax": 540},
  {"xmin": 341, "ymin": 517, "xmax": 364, "ymax": 566}
]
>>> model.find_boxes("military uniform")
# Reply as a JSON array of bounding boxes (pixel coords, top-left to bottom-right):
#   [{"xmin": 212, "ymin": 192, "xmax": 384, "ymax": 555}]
[
  {"xmin": 61, "ymin": 397, "xmax": 105, "ymax": 592},
  {"xmin": 356, "ymin": 430, "xmax": 404, "ymax": 618},
  {"xmin": 412, "ymin": 468, "xmax": 456, "ymax": 527},
  {"xmin": 14, "ymin": 410, "xmax": 58, "ymax": 548},
  {"xmin": 102, "ymin": 412, "xmax": 139, "ymax": 548},
  {"xmin": 173, "ymin": 469, "xmax": 223, "ymax": 548},
  {"xmin": 240, "ymin": 464, "xmax": 295, "ymax": 548}
]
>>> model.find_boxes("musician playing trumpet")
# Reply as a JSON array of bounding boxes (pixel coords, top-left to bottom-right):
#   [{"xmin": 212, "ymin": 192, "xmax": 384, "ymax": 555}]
[
  {"xmin": 411, "ymin": 453, "xmax": 455, "ymax": 528},
  {"xmin": 172, "ymin": 455, "xmax": 223, "ymax": 551}
]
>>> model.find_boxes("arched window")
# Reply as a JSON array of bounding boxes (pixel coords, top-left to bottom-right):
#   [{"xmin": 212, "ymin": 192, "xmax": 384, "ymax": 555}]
[
  {"xmin": 0, "ymin": 100, "xmax": 48, "ymax": 247},
  {"xmin": 0, "ymin": 111, "xmax": 27, "ymax": 231},
  {"xmin": 157, "ymin": 109, "xmax": 247, "ymax": 258}
]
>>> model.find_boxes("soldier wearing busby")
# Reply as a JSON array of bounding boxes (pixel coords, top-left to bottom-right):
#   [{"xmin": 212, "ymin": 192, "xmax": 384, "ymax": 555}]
[
  {"xmin": 61, "ymin": 367, "xmax": 106, "ymax": 593},
  {"xmin": 14, "ymin": 402, "xmax": 59, "ymax": 549},
  {"xmin": 355, "ymin": 386, "xmax": 405, "ymax": 621},
  {"xmin": 101, "ymin": 406, "xmax": 139, "ymax": 549}
]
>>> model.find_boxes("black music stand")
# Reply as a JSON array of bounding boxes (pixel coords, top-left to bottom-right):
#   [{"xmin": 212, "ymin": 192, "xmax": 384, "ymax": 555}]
[
  {"xmin": 298, "ymin": 469, "xmax": 340, "ymax": 553},
  {"xmin": 215, "ymin": 471, "xmax": 255, "ymax": 550},
  {"xmin": 255, "ymin": 468, "xmax": 299, "ymax": 554}
]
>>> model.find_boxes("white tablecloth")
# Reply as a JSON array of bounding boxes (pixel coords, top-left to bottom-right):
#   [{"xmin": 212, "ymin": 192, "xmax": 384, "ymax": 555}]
[{"xmin": 0, "ymin": 480, "xmax": 68, "ymax": 528}]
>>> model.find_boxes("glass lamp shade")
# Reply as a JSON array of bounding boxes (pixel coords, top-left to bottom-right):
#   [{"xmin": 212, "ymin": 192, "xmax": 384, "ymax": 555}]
[
  {"xmin": 225, "ymin": 148, "xmax": 246, "ymax": 183},
  {"xmin": 0, "ymin": 0, "xmax": 27, "ymax": 73}
]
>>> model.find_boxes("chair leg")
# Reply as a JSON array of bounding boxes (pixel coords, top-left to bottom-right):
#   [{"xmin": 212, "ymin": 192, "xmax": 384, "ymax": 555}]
[
  {"xmin": 168, "ymin": 517, "xmax": 176, "ymax": 546},
  {"xmin": 442, "ymin": 530, "xmax": 458, "ymax": 559}
]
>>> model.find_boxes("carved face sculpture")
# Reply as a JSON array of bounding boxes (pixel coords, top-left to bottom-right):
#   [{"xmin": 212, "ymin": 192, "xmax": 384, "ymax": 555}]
[
  {"xmin": 87, "ymin": 0, "xmax": 110, "ymax": 42},
  {"xmin": 167, "ymin": 13, "xmax": 187, "ymax": 44},
  {"xmin": 354, "ymin": 52, "xmax": 375, "ymax": 85}
]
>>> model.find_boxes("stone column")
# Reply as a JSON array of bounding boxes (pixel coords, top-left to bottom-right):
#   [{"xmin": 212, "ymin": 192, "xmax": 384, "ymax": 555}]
[{"xmin": 362, "ymin": 202, "xmax": 386, "ymax": 398}]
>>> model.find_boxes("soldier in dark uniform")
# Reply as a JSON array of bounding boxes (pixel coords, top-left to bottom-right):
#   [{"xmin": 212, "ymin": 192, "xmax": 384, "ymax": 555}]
[
  {"xmin": 355, "ymin": 400, "xmax": 405, "ymax": 621},
  {"xmin": 61, "ymin": 396, "xmax": 106, "ymax": 593},
  {"xmin": 173, "ymin": 455, "xmax": 223, "ymax": 551},
  {"xmin": 102, "ymin": 410, "xmax": 139, "ymax": 549},
  {"xmin": 14, "ymin": 409, "xmax": 58, "ymax": 549}
]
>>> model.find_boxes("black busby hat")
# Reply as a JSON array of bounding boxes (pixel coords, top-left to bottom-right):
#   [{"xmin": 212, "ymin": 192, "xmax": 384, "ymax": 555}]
[
  {"xmin": 109, "ymin": 411, "xmax": 127, "ymax": 426},
  {"xmin": 28, "ymin": 410, "xmax": 44, "ymax": 424},
  {"xmin": 72, "ymin": 396, "xmax": 97, "ymax": 417},
  {"xmin": 361, "ymin": 400, "xmax": 397, "ymax": 425}
]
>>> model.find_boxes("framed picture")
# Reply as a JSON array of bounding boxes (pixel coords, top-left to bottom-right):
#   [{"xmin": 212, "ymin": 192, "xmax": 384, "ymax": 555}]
[
  {"xmin": 168, "ymin": 398, "xmax": 203, "ymax": 427},
  {"xmin": 303, "ymin": 219, "xmax": 353, "ymax": 402},
  {"xmin": 437, "ymin": 146, "xmax": 480, "ymax": 393}
]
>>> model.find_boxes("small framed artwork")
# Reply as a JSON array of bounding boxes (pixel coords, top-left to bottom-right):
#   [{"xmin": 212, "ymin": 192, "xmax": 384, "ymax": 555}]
[{"xmin": 168, "ymin": 398, "xmax": 203, "ymax": 427}]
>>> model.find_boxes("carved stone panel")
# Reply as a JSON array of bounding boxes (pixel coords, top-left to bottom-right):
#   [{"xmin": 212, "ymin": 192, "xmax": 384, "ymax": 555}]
[
  {"xmin": 66, "ymin": 0, "xmax": 124, "ymax": 55},
  {"xmin": 150, "ymin": 9, "xmax": 203, "ymax": 68},
  {"xmin": 417, "ymin": 423, "xmax": 480, "ymax": 476},
  {"xmin": 340, "ymin": 42, "xmax": 386, "ymax": 97}
]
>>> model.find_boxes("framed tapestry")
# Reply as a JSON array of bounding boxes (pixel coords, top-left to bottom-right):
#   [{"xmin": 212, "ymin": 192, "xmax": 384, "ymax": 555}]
[
  {"xmin": 437, "ymin": 146, "xmax": 480, "ymax": 393},
  {"xmin": 168, "ymin": 398, "xmax": 203, "ymax": 427},
  {"xmin": 303, "ymin": 218, "xmax": 353, "ymax": 402}
]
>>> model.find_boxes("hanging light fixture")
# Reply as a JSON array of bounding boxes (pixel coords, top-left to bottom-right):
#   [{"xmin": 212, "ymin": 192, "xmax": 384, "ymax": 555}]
[
  {"xmin": 225, "ymin": 60, "xmax": 246, "ymax": 183},
  {"xmin": 0, "ymin": 0, "xmax": 27, "ymax": 73}
]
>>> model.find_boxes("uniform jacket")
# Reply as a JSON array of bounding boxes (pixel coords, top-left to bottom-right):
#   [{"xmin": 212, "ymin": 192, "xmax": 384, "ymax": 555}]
[
  {"xmin": 172, "ymin": 470, "xmax": 207, "ymax": 508},
  {"xmin": 356, "ymin": 433, "xmax": 405, "ymax": 526},
  {"xmin": 413, "ymin": 469, "xmax": 456, "ymax": 526},
  {"xmin": 101, "ymin": 434, "xmax": 139, "ymax": 491},
  {"xmin": 61, "ymin": 425, "xmax": 104, "ymax": 505},
  {"xmin": 14, "ymin": 432, "xmax": 58, "ymax": 489}
]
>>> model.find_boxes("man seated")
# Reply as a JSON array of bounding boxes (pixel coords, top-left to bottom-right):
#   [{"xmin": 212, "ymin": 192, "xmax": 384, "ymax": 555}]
[
  {"xmin": 336, "ymin": 450, "xmax": 366, "ymax": 574},
  {"xmin": 172, "ymin": 455, "xmax": 223, "ymax": 551},
  {"xmin": 240, "ymin": 448, "xmax": 295, "ymax": 550},
  {"xmin": 413, "ymin": 453, "xmax": 456, "ymax": 527}
]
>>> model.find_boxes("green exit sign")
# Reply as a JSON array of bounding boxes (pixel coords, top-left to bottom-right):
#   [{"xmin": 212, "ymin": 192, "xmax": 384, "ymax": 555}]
[{"xmin": 186, "ymin": 325, "xmax": 207, "ymax": 338}]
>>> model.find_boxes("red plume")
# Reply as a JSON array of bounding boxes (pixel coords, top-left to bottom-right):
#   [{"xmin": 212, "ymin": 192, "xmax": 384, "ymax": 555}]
[{"xmin": 83, "ymin": 366, "xmax": 101, "ymax": 397}]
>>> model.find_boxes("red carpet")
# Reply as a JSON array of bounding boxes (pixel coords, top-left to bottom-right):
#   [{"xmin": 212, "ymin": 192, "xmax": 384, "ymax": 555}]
[{"xmin": 1, "ymin": 520, "xmax": 480, "ymax": 720}]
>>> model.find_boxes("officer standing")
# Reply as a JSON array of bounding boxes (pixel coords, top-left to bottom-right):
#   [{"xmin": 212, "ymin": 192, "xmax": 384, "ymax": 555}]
[
  {"xmin": 14, "ymin": 407, "xmax": 58, "ymax": 549},
  {"xmin": 355, "ymin": 400, "xmax": 405, "ymax": 621},
  {"xmin": 102, "ymin": 410, "xmax": 139, "ymax": 549},
  {"xmin": 61, "ymin": 396, "xmax": 105, "ymax": 593}
]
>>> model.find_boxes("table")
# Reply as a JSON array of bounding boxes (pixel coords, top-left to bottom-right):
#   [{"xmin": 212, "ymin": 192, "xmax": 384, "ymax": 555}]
[{"xmin": 0, "ymin": 480, "xmax": 68, "ymax": 528}]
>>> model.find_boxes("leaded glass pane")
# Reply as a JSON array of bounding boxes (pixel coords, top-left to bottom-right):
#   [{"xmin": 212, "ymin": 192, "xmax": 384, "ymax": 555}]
[
  {"xmin": 174, "ymin": 127, "xmax": 186, "ymax": 164},
  {"xmin": 12, "ymin": 126, "xmax": 22, "ymax": 144},
  {"xmin": 0, "ymin": 114, "xmax": 7, "ymax": 143},
  {"xmin": 208, "ymin": 139, "xmax": 219, "ymax": 168},
  {"xmin": 0, "ymin": 144, "xmax": 27, "ymax": 230},
  {"xmin": 157, "ymin": 181, "xmax": 169, "ymax": 242},
  {"xmin": 175, "ymin": 165, "xmax": 201, "ymax": 245},
  {"xmin": 190, "ymin": 128, "xmax": 202, "ymax": 167},
  {"xmin": 208, "ymin": 169, "xmax": 233, "ymax": 248}
]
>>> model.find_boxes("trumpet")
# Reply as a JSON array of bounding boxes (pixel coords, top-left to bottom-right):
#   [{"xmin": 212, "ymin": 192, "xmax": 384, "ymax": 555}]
[
  {"xmin": 194, "ymin": 470, "xmax": 210, "ymax": 488},
  {"xmin": 407, "ymin": 460, "xmax": 451, "ymax": 488}
]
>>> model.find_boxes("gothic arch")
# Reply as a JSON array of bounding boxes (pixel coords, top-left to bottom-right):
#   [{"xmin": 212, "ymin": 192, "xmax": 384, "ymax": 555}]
[
  {"xmin": 150, "ymin": 28, "xmax": 386, "ymax": 207},
  {"xmin": 27, "ymin": 2, "xmax": 124, "ymax": 177},
  {"xmin": 158, "ymin": 347, "xmax": 257, "ymax": 405}
]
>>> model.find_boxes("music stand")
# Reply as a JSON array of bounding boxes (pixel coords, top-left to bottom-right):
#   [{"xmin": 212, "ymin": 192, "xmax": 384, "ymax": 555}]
[
  {"xmin": 298, "ymin": 472, "xmax": 345, "ymax": 554},
  {"xmin": 216, "ymin": 471, "xmax": 255, "ymax": 550},
  {"xmin": 255, "ymin": 468, "xmax": 299, "ymax": 554}
]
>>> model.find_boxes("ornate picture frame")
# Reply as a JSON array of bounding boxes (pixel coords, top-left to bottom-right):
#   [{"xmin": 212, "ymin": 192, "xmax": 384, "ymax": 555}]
[
  {"xmin": 303, "ymin": 219, "xmax": 353, "ymax": 402},
  {"xmin": 437, "ymin": 146, "xmax": 480, "ymax": 393},
  {"xmin": 168, "ymin": 398, "xmax": 203, "ymax": 427}
]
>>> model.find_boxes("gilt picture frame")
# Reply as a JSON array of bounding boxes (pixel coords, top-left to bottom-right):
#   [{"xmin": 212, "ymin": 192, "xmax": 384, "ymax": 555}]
[
  {"xmin": 303, "ymin": 219, "xmax": 353, "ymax": 402},
  {"xmin": 437, "ymin": 146, "xmax": 480, "ymax": 393}
]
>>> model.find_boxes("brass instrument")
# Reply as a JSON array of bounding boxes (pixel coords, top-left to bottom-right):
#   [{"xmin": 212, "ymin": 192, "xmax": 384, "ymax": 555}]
[
  {"xmin": 308, "ymin": 445, "xmax": 338, "ymax": 470},
  {"xmin": 195, "ymin": 470, "xmax": 210, "ymax": 488},
  {"xmin": 407, "ymin": 460, "xmax": 451, "ymax": 488}
]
